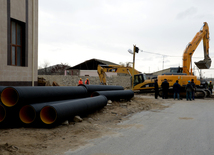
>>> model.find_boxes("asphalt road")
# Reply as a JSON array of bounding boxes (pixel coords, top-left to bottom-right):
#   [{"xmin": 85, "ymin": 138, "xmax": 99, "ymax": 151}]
[{"xmin": 65, "ymin": 98, "xmax": 214, "ymax": 155}]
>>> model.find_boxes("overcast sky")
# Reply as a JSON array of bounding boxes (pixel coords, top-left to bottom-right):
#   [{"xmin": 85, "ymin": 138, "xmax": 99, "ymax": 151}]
[{"xmin": 38, "ymin": 0, "xmax": 214, "ymax": 78}]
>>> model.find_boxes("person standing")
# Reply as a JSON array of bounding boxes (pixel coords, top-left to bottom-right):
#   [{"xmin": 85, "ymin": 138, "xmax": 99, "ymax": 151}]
[
  {"xmin": 173, "ymin": 80, "xmax": 181, "ymax": 100},
  {"xmin": 186, "ymin": 81, "xmax": 194, "ymax": 101},
  {"xmin": 161, "ymin": 79, "xmax": 169, "ymax": 99},
  {"xmin": 191, "ymin": 79, "xmax": 196, "ymax": 100},
  {"xmin": 85, "ymin": 78, "xmax": 90, "ymax": 85},
  {"xmin": 78, "ymin": 78, "xmax": 83, "ymax": 85},
  {"xmin": 154, "ymin": 79, "xmax": 159, "ymax": 99},
  {"xmin": 208, "ymin": 81, "xmax": 213, "ymax": 94}
]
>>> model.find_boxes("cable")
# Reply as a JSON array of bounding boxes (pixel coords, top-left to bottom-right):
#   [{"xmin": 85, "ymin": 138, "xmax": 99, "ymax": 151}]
[{"xmin": 141, "ymin": 50, "xmax": 214, "ymax": 59}]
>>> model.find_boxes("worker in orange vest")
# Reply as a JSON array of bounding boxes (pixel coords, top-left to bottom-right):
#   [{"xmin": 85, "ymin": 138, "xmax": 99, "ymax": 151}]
[
  {"xmin": 85, "ymin": 78, "xmax": 90, "ymax": 85},
  {"xmin": 78, "ymin": 78, "xmax": 83, "ymax": 85}
]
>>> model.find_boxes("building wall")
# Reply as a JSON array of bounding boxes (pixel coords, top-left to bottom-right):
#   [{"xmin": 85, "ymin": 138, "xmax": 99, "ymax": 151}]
[{"xmin": 0, "ymin": 0, "xmax": 38, "ymax": 86}]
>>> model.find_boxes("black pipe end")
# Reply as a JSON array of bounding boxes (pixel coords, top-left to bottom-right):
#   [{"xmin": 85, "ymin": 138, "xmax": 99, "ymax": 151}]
[
  {"xmin": 90, "ymin": 92, "xmax": 99, "ymax": 97},
  {"xmin": 19, "ymin": 105, "xmax": 36, "ymax": 124},
  {"xmin": 1, "ymin": 87, "xmax": 19, "ymax": 107},
  {"xmin": 40, "ymin": 106, "xmax": 57, "ymax": 125}
]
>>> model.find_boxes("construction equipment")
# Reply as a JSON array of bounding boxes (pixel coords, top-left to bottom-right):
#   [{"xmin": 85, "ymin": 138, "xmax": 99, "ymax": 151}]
[
  {"xmin": 97, "ymin": 65, "xmax": 155, "ymax": 92},
  {"xmin": 158, "ymin": 22, "xmax": 212, "ymax": 98}
]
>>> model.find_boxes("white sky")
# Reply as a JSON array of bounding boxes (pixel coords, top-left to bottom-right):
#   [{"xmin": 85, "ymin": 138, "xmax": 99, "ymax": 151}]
[{"xmin": 38, "ymin": 0, "xmax": 214, "ymax": 78}]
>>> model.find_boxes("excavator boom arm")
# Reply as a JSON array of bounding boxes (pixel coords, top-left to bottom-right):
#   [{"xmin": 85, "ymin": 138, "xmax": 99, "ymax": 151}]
[{"xmin": 183, "ymin": 22, "xmax": 211, "ymax": 75}]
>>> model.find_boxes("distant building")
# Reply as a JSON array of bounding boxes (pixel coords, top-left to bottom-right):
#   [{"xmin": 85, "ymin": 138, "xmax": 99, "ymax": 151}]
[
  {"xmin": 67, "ymin": 58, "xmax": 119, "ymax": 77},
  {"xmin": 38, "ymin": 64, "xmax": 71, "ymax": 75},
  {"xmin": 151, "ymin": 68, "xmax": 171, "ymax": 75},
  {"xmin": 146, "ymin": 68, "xmax": 171, "ymax": 79},
  {"xmin": 146, "ymin": 67, "xmax": 187, "ymax": 79},
  {"xmin": 0, "ymin": 0, "xmax": 38, "ymax": 86}
]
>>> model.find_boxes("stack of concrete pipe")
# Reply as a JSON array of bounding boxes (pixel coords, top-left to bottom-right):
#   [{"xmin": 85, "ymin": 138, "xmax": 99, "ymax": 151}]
[{"xmin": 0, "ymin": 85, "xmax": 134, "ymax": 128}]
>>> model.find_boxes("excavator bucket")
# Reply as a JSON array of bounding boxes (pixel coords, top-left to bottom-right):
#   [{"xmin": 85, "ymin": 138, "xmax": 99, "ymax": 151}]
[{"xmin": 194, "ymin": 58, "xmax": 212, "ymax": 69}]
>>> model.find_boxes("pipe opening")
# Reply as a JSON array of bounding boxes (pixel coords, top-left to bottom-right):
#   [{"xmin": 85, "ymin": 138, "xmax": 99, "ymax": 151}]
[
  {"xmin": 40, "ymin": 106, "xmax": 57, "ymax": 124},
  {"xmin": 0, "ymin": 105, "xmax": 6, "ymax": 122},
  {"xmin": 1, "ymin": 88, "xmax": 18, "ymax": 107},
  {"xmin": 19, "ymin": 105, "xmax": 36, "ymax": 124},
  {"xmin": 90, "ymin": 92, "xmax": 99, "ymax": 97}
]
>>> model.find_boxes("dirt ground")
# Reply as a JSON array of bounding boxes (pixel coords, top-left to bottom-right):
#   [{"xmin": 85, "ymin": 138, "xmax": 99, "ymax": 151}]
[{"xmin": 0, "ymin": 93, "xmax": 172, "ymax": 155}]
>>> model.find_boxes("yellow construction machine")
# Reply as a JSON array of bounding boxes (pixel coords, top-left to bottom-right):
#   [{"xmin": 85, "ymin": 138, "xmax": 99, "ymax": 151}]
[
  {"xmin": 97, "ymin": 65, "xmax": 155, "ymax": 91},
  {"xmin": 158, "ymin": 22, "xmax": 212, "ymax": 98}
]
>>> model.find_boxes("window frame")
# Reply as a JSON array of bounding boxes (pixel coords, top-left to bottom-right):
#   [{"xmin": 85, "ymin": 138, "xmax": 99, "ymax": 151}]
[{"xmin": 10, "ymin": 19, "xmax": 25, "ymax": 66}]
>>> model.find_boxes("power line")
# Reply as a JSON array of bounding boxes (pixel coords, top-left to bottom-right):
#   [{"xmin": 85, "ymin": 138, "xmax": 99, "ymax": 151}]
[{"xmin": 141, "ymin": 50, "xmax": 214, "ymax": 59}]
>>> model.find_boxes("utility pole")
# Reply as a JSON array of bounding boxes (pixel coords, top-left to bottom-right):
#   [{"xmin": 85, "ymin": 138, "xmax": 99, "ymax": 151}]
[
  {"xmin": 132, "ymin": 45, "xmax": 136, "ymax": 91},
  {"xmin": 131, "ymin": 45, "xmax": 139, "ymax": 91}
]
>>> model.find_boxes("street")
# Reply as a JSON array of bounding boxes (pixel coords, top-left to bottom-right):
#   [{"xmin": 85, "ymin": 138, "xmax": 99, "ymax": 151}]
[{"xmin": 65, "ymin": 98, "xmax": 214, "ymax": 155}]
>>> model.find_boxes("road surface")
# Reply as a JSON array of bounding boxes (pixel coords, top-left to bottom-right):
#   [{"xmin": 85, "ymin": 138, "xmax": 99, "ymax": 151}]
[{"xmin": 65, "ymin": 98, "xmax": 214, "ymax": 155}]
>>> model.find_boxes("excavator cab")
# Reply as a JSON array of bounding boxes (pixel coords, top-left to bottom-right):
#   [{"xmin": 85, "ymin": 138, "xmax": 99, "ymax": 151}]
[{"xmin": 133, "ymin": 74, "xmax": 146, "ymax": 86}]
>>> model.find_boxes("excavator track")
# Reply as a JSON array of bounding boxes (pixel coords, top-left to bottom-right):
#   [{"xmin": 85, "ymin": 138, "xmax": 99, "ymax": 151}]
[
  {"xmin": 203, "ymin": 89, "xmax": 211, "ymax": 97},
  {"xmin": 195, "ymin": 89, "xmax": 207, "ymax": 98}
]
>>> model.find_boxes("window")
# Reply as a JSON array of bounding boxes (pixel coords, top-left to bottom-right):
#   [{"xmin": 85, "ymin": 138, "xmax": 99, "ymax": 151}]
[{"xmin": 10, "ymin": 19, "xmax": 25, "ymax": 66}]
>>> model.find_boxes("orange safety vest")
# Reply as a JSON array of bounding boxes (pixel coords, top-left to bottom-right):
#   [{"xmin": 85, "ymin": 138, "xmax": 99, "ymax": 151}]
[
  {"xmin": 85, "ymin": 80, "xmax": 90, "ymax": 84},
  {"xmin": 78, "ymin": 80, "xmax": 83, "ymax": 85}
]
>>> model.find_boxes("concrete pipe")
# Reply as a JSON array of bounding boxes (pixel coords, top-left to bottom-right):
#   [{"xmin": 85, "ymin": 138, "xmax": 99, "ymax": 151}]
[
  {"xmin": 1, "ymin": 86, "xmax": 87, "ymax": 107},
  {"xmin": 91, "ymin": 90, "xmax": 134, "ymax": 101},
  {"xmin": 79, "ymin": 85, "xmax": 124, "ymax": 96},
  {"xmin": 40, "ymin": 95, "xmax": 107, "ymax": 125}
]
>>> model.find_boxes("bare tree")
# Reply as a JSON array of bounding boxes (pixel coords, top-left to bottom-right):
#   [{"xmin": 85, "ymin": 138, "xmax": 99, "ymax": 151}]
[
  {"xmin": 43, "ymin": 61, "xmax": 50, "ymax": 75},
  {"xmin": 119, "ymin": 62, "xmax": 125, "ymax": 67},
  {"xmin": 50, "ymin": 63, "xmax": 70, "ymax": 75},
  {"xmin": 119, "ymin": 62, "xmax": 132, "ymax": 67}
]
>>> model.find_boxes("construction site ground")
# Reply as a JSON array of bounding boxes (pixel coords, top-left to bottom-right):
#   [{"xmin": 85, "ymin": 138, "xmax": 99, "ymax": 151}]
[{"xmin": 0, "ymin": 93, "xmax": 213, "ymax": 155}]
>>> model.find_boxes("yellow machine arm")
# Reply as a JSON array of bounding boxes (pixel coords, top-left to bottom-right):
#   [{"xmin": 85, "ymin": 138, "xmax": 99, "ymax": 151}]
[
  {"xmin": 183, "ymin": 22, "xmax": 211, "ymax": 75},
  {"xmin": 97, "ymin": 65, "xmax": 140, "ymax": 85}
]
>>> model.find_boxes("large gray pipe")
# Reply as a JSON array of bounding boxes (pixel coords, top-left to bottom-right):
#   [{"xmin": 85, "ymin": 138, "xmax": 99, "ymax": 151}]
[
  {"xmin": 40, "ymin": 95, "xmax": 107, "ymax": 125},
  {"xmin": 1, "ymin": 86, "xmax": 87, "ymax": 107},
  {"xmin": 91, "ymin": 90, "xmax": 134, "ymax": 100},
  {"xmin": 80, "ymin": 85, "xmax": 124, "ymax": 96}
]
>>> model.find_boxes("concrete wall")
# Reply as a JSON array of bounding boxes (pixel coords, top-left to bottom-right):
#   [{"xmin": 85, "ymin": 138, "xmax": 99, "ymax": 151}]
[
  {"xmin": 0, "ymin": 0, "xmax": 38, "ymax": 86},
  {"xmin": 38, "ymin": 75, "xmax": 132, "ymax": 89}
]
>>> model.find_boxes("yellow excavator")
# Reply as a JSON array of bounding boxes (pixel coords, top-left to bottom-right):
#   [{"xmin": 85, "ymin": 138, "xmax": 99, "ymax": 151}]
[
  {"xmin": 97, "ymin": 65, "xmax": 155, "ymax": 91},
  {"xmin": 158, "ymin": 22, "xmax": 212, "ymax": 98}
]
